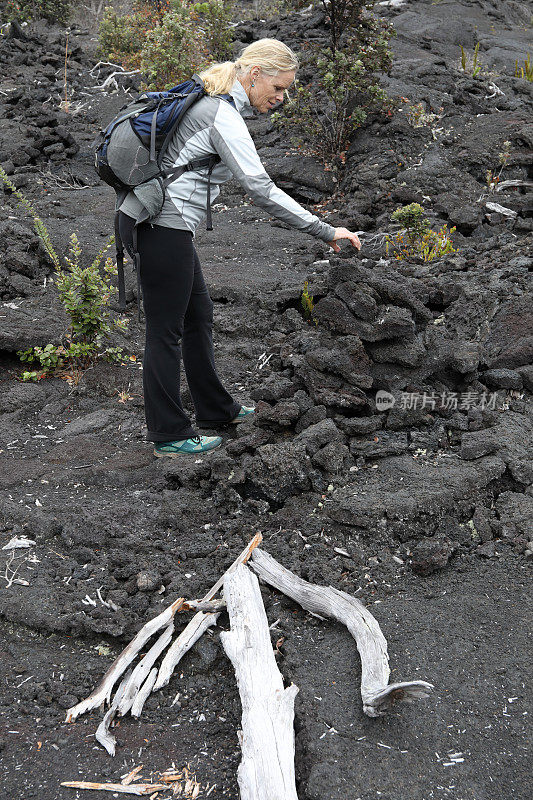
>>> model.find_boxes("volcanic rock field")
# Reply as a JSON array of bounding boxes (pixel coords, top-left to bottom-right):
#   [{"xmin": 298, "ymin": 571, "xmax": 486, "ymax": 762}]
[{"xmin": 0, "ymin": 1, "xmax": 531, "ymax": 798}]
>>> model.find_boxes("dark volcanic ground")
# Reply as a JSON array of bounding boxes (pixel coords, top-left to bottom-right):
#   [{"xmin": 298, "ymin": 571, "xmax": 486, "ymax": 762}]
[{"xmin": 0, "ymin": 1, "xmax": 532, "ymax": 798}]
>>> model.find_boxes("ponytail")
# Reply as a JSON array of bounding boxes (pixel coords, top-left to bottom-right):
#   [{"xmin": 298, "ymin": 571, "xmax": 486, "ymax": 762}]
[{"xmin": 198, "ymin": 38, "xmax": 299, "ymax": 96}]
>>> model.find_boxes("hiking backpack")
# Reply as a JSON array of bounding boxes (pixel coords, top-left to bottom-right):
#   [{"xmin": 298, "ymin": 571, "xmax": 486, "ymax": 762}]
[{"xmin": 94, "ymin": 73, "xmax": 235, "ymax": 314}]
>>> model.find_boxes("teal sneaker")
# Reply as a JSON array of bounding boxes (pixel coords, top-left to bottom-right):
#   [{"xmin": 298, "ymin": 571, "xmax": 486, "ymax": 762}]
[
  {"xmin": 154, "ymin": 435, "xmax": 222, "ymax": 457},
  {"xmin": 230, "ymin": 405, "xmax": 255, "ymax": 423}
]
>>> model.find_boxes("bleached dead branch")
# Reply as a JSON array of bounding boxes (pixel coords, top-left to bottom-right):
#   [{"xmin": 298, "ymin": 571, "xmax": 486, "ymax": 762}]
[
  {"xmin": 154, "ymin": 533, "xmax": 262, "ymax": 690},
  {"xmin": 221, "ymin": 564, "xmax": 299, "ymax": 800},
  {"xmin": 250, "ymin": 548, "xmax": 433, "ymax": 717},
  {"xmin": 65, "ymin": 596, "xmax": 185, "ymax": 723},
  {"xmin": 116, "ymin": 623, "xmax": 174, "ymax": 717}
]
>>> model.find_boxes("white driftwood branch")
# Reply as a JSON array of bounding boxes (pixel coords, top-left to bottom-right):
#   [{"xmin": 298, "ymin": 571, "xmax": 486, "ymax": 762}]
[
  {"xmin": 496, "ymin": 179, "xmax": 533, "ymax": 191},
  {"xmin": 93, "ymin": 70, "xmax": 140, "ymax": 91},
  {"xmin": 154, "ymin": 533, "xmax": 263, "ymax": 690},
  {"xmin": 117, "ymin": 623, "xmax": 174, "ymax": 717},
  {"xmin": 220, "ymin": 564, "xmax": 299, "ymax": 800},
  {"xmin": 95, "ymin": 669, "xmax": 132, "ymax": 756},
  {"xmin": 154, "ymin": 612, "xmax": 219, "ymax": 691},
  {"xmin": 65, "ymin": 597, "xmax": 185, "ymax": 723},
  {"xmin": 250, "ymin": 549, "xmax": 433, "ymax": 717},
  {"xmin": 130, "ymin": 668, "xmax": 158, "ymax": 718}
]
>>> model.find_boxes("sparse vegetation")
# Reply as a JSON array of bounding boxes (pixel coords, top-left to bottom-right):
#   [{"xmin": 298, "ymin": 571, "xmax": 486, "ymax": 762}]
[
  {"xmin": 271, "ymin": 2, "xmax": 396, "ymax": 162},
  {"xmin": 98, "ymin": 0, "xmax": 234, "ymax": 90},
  {"xmin": 514, "ymin": 53, "xmax": 532, "ymax": 81},
  {"xmin": 385, "ymin": 203, "xmax": 456, "ymax": 263},
  {"xmin": 460, "ymin": 42, "xmax": 483, "ymax": 77},
  {"xmin": 486, "ymin": 140, "xmax": 512, "ymax": 192},
  {"xmin": 0, "ymin": 166, "xmax": 128, "ymax": 383},
  {"xmin": 1, "ymin": 0, "xmax": 71, "ymax": 23},
  {"xmin": 405, "ymin": 100, "xmax": 441, "ymax": 128},
  {"xmin": 301, "ymin": 280, "xmax": 317, "ymax": 324}
]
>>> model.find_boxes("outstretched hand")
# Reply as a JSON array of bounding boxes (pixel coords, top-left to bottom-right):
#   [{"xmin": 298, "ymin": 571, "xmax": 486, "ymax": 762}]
[{"xmin": 327, "ymin": 227, "xmax": 362, "ymax": 253}]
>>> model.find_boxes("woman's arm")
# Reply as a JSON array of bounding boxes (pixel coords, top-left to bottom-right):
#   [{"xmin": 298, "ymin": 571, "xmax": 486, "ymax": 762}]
[{"xmin": 210, "ymin": 101, "xmax": 337, "ymax": 243}]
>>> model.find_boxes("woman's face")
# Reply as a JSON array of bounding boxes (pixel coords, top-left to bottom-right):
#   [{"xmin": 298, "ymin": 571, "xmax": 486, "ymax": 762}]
[{"xmin": 248, "ymin": 69, "xmax": 296, "ymax": 113}]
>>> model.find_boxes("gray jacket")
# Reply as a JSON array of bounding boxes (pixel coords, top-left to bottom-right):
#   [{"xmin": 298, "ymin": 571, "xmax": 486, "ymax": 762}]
[{"xmin": 119, "ymin": 79, "xmax": 336, "ymax": 243}]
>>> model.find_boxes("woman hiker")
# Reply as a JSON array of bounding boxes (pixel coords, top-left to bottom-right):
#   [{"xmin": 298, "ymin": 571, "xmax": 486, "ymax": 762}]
[{"xmin": 117, "ymin": 38, "xmax": 361, "ymax": 458}]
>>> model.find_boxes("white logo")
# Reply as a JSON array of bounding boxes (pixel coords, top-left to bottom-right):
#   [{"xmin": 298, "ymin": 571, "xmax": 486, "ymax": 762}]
[{"xmin": 375, "ymin": 390, "xmax": 395, "ymax": 411}]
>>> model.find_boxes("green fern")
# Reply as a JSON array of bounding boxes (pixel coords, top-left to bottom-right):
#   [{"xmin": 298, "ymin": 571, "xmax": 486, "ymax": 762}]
[
  {"xmin": 0, "ymin": 166, "xmax": 60, "ymax": 268},
  {"xmin": 0, "ymin": 170, "xmax": 128, "ymax": 381},
  {"xmin": 301, "ymin": 281, "xmax": 317, "ymax": 324},
  {"xmin": 515, "ymin": 53, "xmax": 532, "ymax": 81}
]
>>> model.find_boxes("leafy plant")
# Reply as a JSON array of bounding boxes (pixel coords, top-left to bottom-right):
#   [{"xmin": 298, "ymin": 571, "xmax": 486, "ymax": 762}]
[
  {"xmin": 319, "ymin": 0, "xmax": 376, "ymax": 54},
  {"xmin": 98, "ymin": 0, "xmax": 233, "ymax": 89},
  {"xmin": 2, "ymin": 0, "xmax": 71, "ymax": 23},
  {"xmin": 190, "ymin": 0, "xmax": 234, "ymax": 62},
  {"xmin": 271, "ymin": 16, "xmax": 396, "ymax": 162},
  {"xmin": 385, "ymin": 203, "xmax": 456, "ymax": 263},
  {"xmin": 301, "ymin": 280, "xmax": 317, "ymax": 324},
  {"xmin": 139, "ymin": 3, "xmax": 209, "ymax": 90},
  {"xmin": 0, "ymin": 166, "xmax": 128, "ymax": 382},
  {"xmin": 486, "ymin": 139, "xmax": 511, "ymax": 192},
  {"xmin": 460, "ymin": 42, "xmax": 482, "ymax": 77},
  {"xmin": 514, "ymin": 53, "xmax": 532, "ymax": 81},
  {"xmin": 98, "ymin": 2, "xmax": 170, "ymax": 74}
]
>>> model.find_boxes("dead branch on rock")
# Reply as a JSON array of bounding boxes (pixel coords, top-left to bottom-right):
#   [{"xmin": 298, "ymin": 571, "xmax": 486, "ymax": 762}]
[
  {"xmin": 62, "ymin": 764, "xmax": 202, "ymax": 796},
  {"xmin": 65, "ymin": 597, "xmax": 185, "ymax": 723},
  {"xmin": 130, "ymin": 668, "xmax": 157, "ymax": 719},
  {"xmin": 154, "ymin": 533, "xmax": 262, "ymax": 690},
  {"xmin": 92, "ymin": 70, "xmax": 140, "ymax": 92},
  {"xmin": 184, "ymin": 598, "xmax": 226, "ymax": 612},
  {"xmin": 221, "ymin": 564, "xmax": 299, "ymax": 800},
  {"xmin": 154, "ymin": 612, "xmax": 220, "ymax": 691},
  {"xmin": 2, "ymin": 549, "xmax": 31, "ymax": 587},
  {"xmin": 496, "ymin": 179, "xmax": 533, "ymax": 191},
  {"xmin": 67, "ymin": 534, "xmax": 262, "ymax": 731},
  {"xmin": 250, "ymin": 548, "xmax": 433, "ymax": 717},
  {"xmin": 116, "ymin": 623, "xmax": 174, "ymax": 717}
]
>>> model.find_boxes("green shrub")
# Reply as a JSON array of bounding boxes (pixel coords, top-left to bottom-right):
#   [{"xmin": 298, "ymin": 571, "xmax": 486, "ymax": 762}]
[
  {"xmin": 139, "ymin": 3, "xmax": 209, "ymax": 90},
  {"xmin": 98, "ymin": 2, "xmax": 169, "ymax": 73},
  {"xmin": 0, "ymin": 166, "xmax": 128, "ymax": 382},
  {"xmin": 385, "ymin": 203, "xmax": 456, "ymax": 262},
  {"xmin": 98, "ymin": 0, "xmax": 234, "ymax": 89},
  {"xmin": 320, "ymin": 0, "xmax": 377, "ymax": 53},
  {"xmin": 2, "ymin": 0, "xmax": 71, "ymax": 24},
  {"xmin": 190, "ymin": 0, "xmax": 234, "ymax": 62},
  {"xmin": 271, "ymin": 15, "xmax": 396, "ymax": 162}
]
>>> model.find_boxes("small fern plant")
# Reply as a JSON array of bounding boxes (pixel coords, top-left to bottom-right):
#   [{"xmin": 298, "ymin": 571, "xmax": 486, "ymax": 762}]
[
  {"xmin": 514, "ymin": 54, "xmax": 532, "ymax": 81},
  {"xmin": 0, "ymin": 166, "xmax": 128, "ymax": 382},
  {"xmin": 301, "ymin": 281, "xmax": 318, "ymax": 325}
]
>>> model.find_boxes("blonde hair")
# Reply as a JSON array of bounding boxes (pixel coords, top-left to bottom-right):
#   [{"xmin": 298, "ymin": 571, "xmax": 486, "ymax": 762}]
[{"xmin": 198, "ymin": 38, "xmax": 299, "ymax": 96}]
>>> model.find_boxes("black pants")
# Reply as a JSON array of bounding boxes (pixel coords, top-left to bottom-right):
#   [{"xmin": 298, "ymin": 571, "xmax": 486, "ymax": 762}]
[{"xmin": 118, "ymin": 212, "xmax": 241, "ymax": 442}]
